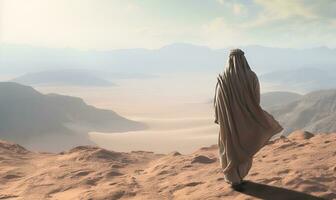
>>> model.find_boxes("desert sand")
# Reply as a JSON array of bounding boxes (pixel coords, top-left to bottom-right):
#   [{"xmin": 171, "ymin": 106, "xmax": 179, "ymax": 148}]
[
  {"xmin": 32, "ymin": 74, "xmax": 278, "ymax": 154},
  {"xmin": 0, "ymin": 131, "xmax": 335, "ymax": 200},
  {"xmin": 33, "ymin": 74, "xmax": 221, "ymax": 154}
]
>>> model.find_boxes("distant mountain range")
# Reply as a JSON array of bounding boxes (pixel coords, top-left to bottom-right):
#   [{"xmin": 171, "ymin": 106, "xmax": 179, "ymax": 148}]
[
  {"xmin": 264, "ymin": 90, "xmax": 336, "ymax": 135},
  {"xmin": 0, "ymin": 82, "xmax": 146, "ymax": 152},
  {"xmin": 2, "ymin": 43, "xmax": 335, "ymax": 92},
  {"xmin": 1, "ymin": 43, "xmax": 335, "ymax": 75},
  {"xmin": 12, "ymin": 69, "xmax": 114, "ymax": 87},
  {"xmin": 260, "ymin": 68, "xmax": 336, "ymax": 93},
  {"xmin": 261, "ymin": 91, "xmax": 302, "ymax": 108},
  {"xmin": 11, "ymin": 69, "xmax": 158, "ymax": 87}
]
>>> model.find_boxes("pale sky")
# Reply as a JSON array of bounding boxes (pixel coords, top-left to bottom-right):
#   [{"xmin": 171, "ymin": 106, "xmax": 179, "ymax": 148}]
[{"xmin": 0, "ymin": 0, "xmax": 335, "ymax": 50}]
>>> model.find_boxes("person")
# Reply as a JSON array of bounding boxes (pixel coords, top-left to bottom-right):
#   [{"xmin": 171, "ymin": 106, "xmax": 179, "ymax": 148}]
[{"xmin": 214, "ymin": 49, "xmax": 283, "ymax": 187}]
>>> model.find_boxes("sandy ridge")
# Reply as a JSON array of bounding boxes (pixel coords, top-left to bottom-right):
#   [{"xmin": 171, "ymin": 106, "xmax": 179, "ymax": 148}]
[{"xmin": 0, "ymin": 131, "xmax": 335, "ymax": 199}]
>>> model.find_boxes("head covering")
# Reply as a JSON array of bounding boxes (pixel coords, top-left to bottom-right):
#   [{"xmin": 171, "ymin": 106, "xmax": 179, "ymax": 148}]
[
  {"xmin": 214, "ymin": 49, "xmax": 283, "ymax": 184},
  {"xmin": 229, "ymin": 48, "xmax": 244, "ymax": 56},
  {"xmin": 226, "ymin": 49, "xmax": 250, "ymax": 74}
]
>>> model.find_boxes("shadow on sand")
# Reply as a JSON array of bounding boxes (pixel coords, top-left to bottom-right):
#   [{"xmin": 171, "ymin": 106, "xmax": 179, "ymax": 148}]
[{"xmin": 235, "ymin": 181, "xmax": 325, "ymax": 200}]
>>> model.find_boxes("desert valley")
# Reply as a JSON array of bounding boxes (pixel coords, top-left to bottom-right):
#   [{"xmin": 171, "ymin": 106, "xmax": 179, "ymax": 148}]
[{"xmin": 1, "ymin": 1, "xmax": 336, "ymax": 197}]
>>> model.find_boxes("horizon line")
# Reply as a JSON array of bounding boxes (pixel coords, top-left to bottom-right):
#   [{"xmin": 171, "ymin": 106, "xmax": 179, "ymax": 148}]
[{"xmin": 0, "ymin": 42, "xmax": 334, "ymax": 52}]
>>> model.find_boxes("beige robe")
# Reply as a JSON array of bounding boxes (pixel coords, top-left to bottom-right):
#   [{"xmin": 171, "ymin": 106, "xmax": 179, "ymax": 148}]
[{"xmin": 214, "ymin": 49, "xmax": 283, "ymax": 184}]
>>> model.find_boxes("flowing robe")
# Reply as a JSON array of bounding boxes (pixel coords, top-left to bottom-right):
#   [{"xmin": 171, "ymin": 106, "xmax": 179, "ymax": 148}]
[{"xmin": 214, "ymin": 51, "xmax": 283, "ymax": 184}]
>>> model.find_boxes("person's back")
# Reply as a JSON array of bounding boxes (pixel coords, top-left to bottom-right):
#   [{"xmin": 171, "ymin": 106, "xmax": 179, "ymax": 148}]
[{"xmin": 214, "ymin": 49, "xmax": 283, "ymax": 187}]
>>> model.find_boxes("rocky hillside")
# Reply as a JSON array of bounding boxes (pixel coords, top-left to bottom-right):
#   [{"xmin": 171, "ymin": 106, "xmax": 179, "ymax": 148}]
[
  {"xmin": 260, "ymin": 68, "xmax": 336, "ymax": 93},
  {"xmin": 267, "ymin": 89, "xmax": 336, "ymax": 135},
  {"xmin": 0, "ymin": 131, "xmax": 335, "ymax": 199},
  {"xmin": 0, "ymin": 82, "xmax": 146, "ymax": 152},
  {"xmin": 261, "ymin": 91, "xmax": 302, "ymax": 108}
]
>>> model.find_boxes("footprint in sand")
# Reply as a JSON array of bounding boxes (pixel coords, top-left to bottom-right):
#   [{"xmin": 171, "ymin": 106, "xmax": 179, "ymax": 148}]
[
  {"xmin": 277, "ymin": 143, "xmax": 296, "ymax": 149},
  {"xmin": 266, "ymin": 159, "xmax": 279, "ymax": 163},
  {"xmin": 134, "ymin": 169, "xmax": 144, "ymax": 175},
  {"xmin": 0, "ymin": 194, "xmax": 19, "ymax": 199},
  {"xmin": 249, "ymin": 172, "xmax": 259, "ymax": 176},
  {"xmin": 282, "ymin": 158, "xmax": 291, "ymax": 162},
  {"xmin": 191, "ymin": 155, "xmax": 216, "ymax": 164},
  {"xmin": 157, "ymin": 170, "xmax": 170, "ymax": 175},
  {"xmin": 277, "ymin": 169, "xmax": 290, "ymax": 175},
  {"xmin": 173, "ymin": 182, "xmax": 204, "ymax": 192},
  {"xmin": 3, "ymin": 174, "xmax": 22, "ymax": 179},
  {"xmin": 85, "ymin": 176, "xmax": 103, "ymax": 186},
  {"xmin": 217, "ymin": 177, "xmax": 224, "ymax": 181},
  {"xmin": 106, "ymin": 170, "xmax": 124, "ymax": 177},
  {"xmin": 69, "ymin": 170, "xmax": 93, "ymax": 178},
  {"xmin": 260, "ymin": 176, "xmax": 282, "ymax": 184},
  {"xmin": 297, "ymin": 143, "xmax": 307, "ymax": 147},
  {"xmin": 74, "ymin": 171, "xmax": 92, "ymax": 177}
]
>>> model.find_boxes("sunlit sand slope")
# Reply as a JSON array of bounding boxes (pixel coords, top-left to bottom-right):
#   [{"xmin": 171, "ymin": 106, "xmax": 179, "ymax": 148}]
[{"xmin": 0, "ymin": 131, "xmax": 335, "ymax": 199}]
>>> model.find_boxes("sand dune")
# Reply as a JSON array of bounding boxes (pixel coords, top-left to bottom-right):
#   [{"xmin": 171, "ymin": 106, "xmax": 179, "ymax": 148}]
[
  {"xmin": 90, "ymin": 117, "xmax": 218, "ymax": 154},
  {"xmin": 31, "ymin": 74, "xmax": 283, "ymax": 154},
  {"xmin": 90, "ymin": 125, "xmax": 217, "ymax": 154},
  {"xmin": 0, "ymin": 131, "xmax": 335, "ymax": 199}
]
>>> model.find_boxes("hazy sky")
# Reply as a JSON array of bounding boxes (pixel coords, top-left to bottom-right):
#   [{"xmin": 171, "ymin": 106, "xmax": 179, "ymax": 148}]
[{"xmin": 0, "ymin": 0, "xmax": 335, "ymax": 50}]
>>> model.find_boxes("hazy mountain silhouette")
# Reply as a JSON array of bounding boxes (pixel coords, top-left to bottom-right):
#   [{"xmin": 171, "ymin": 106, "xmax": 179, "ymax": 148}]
[
  {"xmin": 266, "ymin": 89, "xmax": 336, "ymax": 135},
  {"xmin": 260, "ymin": 67, "xmax": 336, "ymax": 92},
  {"xmin": 0, "ymin": 82, "xmax": 146, "ymax": 152},
  {"xmin": 12, "ymin": 69, "xmax": 114, "ymax": 87},
  {"xmin": 261, "ymin": 91, "xmax": 302, "ymax": 108},
  {"xmin": 1, "ymin": 44, "xmax": 336, "ymax": 75}
]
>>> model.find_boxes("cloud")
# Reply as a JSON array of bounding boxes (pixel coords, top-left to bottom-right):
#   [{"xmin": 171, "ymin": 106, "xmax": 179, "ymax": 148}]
[
  {"xmin": 1, "ymin": 0, "xmax": 335, "ymax": 49},
  {"xmin": 232, "ymin": 3, "xmax": 247, "ymax": 15},
  {"xmin": 216, "ymin": 0, "xmax": 248, "ymax": 16},
  {"xmin": 199, "ymin": 0, "xmax": 336, "ymax": 48},
  {"xmin": 0, "ymin": 0, "xmax": 167, "ymax": 49},
  {"xmin": 226, "ymin": 0, "xmax": 336, "ymax": 48},
  {"xmin": 216, "ymin": 0, "xmax": 225, "ymax": 5},
  {"xmin": 254, "ymin": 0, "xmax": 318, "ymax": 20},
  {"xmin": 200, "ymin": 17, "xmax": 250, "ymax": 48},
  {"xmin": 238, "ymin": 0, "xmax": 320, "ymax": 29},
  {"xmin": 125, "ymin": 2, "xmax": 142, "ymax": 13}
]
